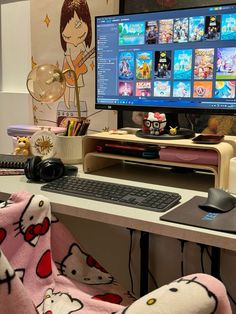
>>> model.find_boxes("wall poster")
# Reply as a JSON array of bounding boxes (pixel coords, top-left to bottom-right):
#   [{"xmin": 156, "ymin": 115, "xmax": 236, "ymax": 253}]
[{"xmin": 30, "ymin": 0, "xmax": 119, "ymax": 132}]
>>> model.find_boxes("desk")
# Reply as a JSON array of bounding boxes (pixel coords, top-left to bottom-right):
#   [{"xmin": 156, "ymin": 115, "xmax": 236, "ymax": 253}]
[{"xmin": 0, "ymin": 164, "xmax": 235, "ymax": 296}]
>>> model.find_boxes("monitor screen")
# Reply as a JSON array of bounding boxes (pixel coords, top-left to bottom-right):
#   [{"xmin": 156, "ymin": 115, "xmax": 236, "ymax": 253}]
[{"xmin": 95, "ymin": 3, "xmax": 236, "ymax": 115}]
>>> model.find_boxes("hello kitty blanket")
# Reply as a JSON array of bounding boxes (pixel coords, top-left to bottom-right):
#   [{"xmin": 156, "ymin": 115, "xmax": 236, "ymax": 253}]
[
  {"xmin": 0, "ymin": 192, "xmax": 232, "ymax": 314},
  {"xmin": 0, "ymin": 192, "xmax": 133, "ymax": 314}
]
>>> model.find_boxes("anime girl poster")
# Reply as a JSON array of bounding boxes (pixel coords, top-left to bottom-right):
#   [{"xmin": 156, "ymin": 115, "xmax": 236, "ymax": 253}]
[{"xmin": 30, "ymin": 0, "xmax": 119, "ymax": 131}]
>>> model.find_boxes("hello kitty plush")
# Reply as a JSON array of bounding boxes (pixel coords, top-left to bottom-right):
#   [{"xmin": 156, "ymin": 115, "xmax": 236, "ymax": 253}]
[{"xmin": 143, "ymin": 112, "xmax": 167, "ymax": 135}]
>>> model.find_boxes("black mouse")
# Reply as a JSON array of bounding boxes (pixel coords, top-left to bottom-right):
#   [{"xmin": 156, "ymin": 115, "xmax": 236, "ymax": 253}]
[{"xmin": 199, "ymin": 188, "xmax": 236, "ymax": 213}]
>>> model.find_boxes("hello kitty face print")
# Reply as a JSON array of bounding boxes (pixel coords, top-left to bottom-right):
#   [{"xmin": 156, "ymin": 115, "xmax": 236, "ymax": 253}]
[
  {"xmin": 0, "ymin": 200, "xmax": 13, "ymax": 209},
  {"xmin": 37, "ymin": 288, "xmax": 83, "ymax": 314},
  {"xmin": 13, "ymin": 195, "xmax": 51, "ymax": 247},
  {"xmin": 122, "ymin": 275, "xmax": 218, "ymax": 314},
  {"xmin": 59, "ymin": 243, "xmax": 113, "ymax": 285},
  {"xmin": 0, "ymin": 250, "xmax": 15, "ymax": 294}
]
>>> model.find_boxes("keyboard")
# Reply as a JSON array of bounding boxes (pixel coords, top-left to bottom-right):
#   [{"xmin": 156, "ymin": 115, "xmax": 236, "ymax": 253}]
[{"xmin": 41, "ymin": 176, "xmax": 181, "ymax": 213}]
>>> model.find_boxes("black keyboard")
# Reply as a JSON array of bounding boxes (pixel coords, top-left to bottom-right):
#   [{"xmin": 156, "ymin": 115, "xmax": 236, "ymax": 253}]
[{"xmin": 41, "ymin": 176, "xmax": 181, "ymax": 212}]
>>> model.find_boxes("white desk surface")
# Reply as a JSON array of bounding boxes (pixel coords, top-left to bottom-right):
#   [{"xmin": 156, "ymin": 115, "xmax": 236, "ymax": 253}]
[{"xmin": 0, "ymin": 163, "xmax": 235, "ymax": 251}]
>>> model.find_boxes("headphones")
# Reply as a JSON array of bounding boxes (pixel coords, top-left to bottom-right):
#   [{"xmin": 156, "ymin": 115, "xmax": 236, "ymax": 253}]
[{"xmin": 24, "ymin": 156, "xmax": 78, "ymax": 182}]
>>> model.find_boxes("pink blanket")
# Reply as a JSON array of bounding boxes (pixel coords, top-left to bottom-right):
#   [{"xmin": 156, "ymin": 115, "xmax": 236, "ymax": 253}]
[
  {"xmin": 0, "ymin": 192, "xmax": 134, "ymax": 313},
  {"xmin": 0, "ymin": 192, "xmax": 232, "ymax": 314}
]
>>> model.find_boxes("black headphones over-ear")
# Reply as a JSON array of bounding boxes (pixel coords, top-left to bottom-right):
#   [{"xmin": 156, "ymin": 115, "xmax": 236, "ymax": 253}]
[{"xmin": 24, "ymin": 156, "xmax": 78, "ymax": 182}]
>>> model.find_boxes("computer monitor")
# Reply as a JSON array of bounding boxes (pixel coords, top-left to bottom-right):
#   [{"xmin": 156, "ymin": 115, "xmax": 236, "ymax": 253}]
[{"xmin": 95, "ymin": 3, "xmax": 236, "ymax": 138}]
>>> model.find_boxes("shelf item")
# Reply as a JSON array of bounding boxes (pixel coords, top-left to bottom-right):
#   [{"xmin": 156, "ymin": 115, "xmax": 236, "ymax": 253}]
[
  {"xmin": 159, "ymin": 147, "xmax": 218, "ymax": 165},
  {"xmin": 30, "ymin": 129, "xmax": 56, "ymax": 159},
  {"xmin": 82, "ymin": 131, "xmax": 235, "ymax": 189}
]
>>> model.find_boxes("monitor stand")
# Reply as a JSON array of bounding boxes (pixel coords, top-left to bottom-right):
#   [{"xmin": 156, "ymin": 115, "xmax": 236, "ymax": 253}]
[{"xmin": 136, "ymin": 128, "xmax": 195, "ymax": 140}]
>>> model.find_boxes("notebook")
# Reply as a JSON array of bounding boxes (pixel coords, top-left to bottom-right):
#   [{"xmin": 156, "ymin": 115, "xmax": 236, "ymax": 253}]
[
  {"xmin": 0, "ymin": 154, "xmax": 27, "ymax": 168},
  {"xmin": 0, "ymin": 168, "xmax": 25, "ymax": 175},
  {"xmin": 0, "ymin": 154, "xmax": 27, "ymax": 175}
]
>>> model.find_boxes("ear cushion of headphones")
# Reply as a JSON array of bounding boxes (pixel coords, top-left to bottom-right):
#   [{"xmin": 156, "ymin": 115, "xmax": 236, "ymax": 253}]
[
  {"xmin": 24, "ymin": 157, "xmax": 65, "ymax": 182},
  {"xmin": 24, "ymin": 156, "xmax": 42, "ymax": 181},
  {"xmin": 37, "ymin": 158, "xmax": 65, "ymax": 182}
]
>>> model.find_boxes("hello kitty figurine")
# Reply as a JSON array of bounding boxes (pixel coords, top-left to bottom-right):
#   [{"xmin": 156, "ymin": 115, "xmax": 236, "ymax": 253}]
[{"xmin": 142, "ymin": 112, "xmax": 167, "ymax": 135}]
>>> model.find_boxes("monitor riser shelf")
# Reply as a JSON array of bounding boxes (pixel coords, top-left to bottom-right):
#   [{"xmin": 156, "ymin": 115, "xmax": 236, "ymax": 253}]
[{"xmin": 82, "ymin": 132, "xmax": 235, "ymax": 190}]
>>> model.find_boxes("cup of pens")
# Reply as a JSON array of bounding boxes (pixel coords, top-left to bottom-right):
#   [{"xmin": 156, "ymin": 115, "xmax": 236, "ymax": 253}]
[{"xmin": 55, "ymin": 118, "xmax": 90, "ymax": 164}]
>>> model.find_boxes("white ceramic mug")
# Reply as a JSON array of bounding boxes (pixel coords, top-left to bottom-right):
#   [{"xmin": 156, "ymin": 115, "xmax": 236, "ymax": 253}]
[{"xmin": 55, "ymin": 134, "xmax": 84, "ymax": 164}]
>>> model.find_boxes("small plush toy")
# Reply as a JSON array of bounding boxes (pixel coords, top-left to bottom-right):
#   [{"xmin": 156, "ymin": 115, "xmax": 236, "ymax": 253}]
[
  {"xmin": 143, "ymin": 112, "xmax": 167, "ymax": 135},
  {"xmin": 14, "ymin": 136, "xmax": 31, "ymax": 156},
  {"xmin": 169, "ymin": 126, "xmax": 178, "ymax": 135},
  {"xmin": 202, "ymin": 115, "xmax": 236, "ymax": 135}
]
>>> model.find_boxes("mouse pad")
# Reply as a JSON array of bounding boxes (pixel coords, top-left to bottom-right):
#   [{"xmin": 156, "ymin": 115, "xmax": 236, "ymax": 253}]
[{"xmin": 160, "ymin": 196, "xmax": 236, "ymax": 234}]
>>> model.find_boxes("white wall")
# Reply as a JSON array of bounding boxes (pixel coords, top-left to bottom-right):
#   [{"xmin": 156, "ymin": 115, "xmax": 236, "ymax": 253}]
[{"xmin": 0, "ymin": 0, "xmax": 33, "ymax": 153}]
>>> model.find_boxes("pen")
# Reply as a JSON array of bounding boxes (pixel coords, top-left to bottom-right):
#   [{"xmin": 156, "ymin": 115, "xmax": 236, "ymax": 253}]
[
  {"xmin": 71, "ymin": 120, "xmax": 79, "ymax": 136},
  {"xmin": 65, "ymin": 120, "xmax": 70, "ymax": 136},
  {"xmin": 74, "ymin": 122, "xmax": 82, "ymax": 136},
  {"xmin": 78, "ymin": 119, "xmax": 90, "ymax": 136},
  {"xmin": 67, "ymin": 121, "xmax": 75, "ymax": 136}
]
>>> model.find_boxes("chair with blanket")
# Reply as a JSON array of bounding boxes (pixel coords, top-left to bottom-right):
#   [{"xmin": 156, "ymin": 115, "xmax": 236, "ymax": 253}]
[{"xmin": 0, "ymin": 192, "xmax": 232, "ymax": 313}]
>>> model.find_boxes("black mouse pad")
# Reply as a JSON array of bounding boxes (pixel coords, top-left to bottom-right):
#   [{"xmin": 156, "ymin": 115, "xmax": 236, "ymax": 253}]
[{"xmin": 160, "ymin": 196, "xmax": 236, "ymax": 233}]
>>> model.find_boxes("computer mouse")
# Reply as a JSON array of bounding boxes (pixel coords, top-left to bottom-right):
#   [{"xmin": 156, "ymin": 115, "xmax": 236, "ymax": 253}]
[{"xmin": 199, "ymin": 188, "xmax": 236, "ymax": 213}]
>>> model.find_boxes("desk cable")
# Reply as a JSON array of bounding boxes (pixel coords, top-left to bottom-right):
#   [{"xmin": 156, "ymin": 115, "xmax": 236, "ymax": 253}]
[
  {"xmin": 127, "ymin": 229, "xmax": 159, "ymax": 297},
  {"xmin": 179, "ymin": 239, "xmax": 187, "ymax": 277},
  {"xmin": 127, "ymin": 228, "xmax": 135, "ymax": 297},
  {"xmin": 199, "ymin": 244, "xmax": 236, "ymax": 306}
]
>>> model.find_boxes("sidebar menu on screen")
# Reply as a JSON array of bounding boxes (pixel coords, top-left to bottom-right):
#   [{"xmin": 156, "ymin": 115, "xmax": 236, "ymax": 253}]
[{"xmin": 96, "ymin": 22, "xmax": 118, "ymax": 99}]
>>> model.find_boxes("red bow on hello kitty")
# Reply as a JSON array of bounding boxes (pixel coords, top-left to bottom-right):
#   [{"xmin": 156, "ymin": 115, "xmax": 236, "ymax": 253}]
[
  {"xmin": 154, "ymin": 112, "xmax": 165, "ymax": 121},
  {"xmin": 24, "ymin": 217, "xmax": 50, "ymax": 242},
  {"xmin": 86, "ymin": 255, "xmax": 108, "ymax": 273}
]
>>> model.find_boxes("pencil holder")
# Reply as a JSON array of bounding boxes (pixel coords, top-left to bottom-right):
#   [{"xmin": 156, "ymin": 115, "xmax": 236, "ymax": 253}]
[{"xmin": 55, "ymin": 134, "xmax": 84, "ymax": 164}]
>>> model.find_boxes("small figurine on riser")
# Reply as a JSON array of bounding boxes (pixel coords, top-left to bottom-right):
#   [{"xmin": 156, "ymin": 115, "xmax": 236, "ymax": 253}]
[
  {"xmin": 14, "ymin": 136, "xmax": 31, "ymax": 156},
  {"xmin": 142, "ymin": 112, "xmax": 167, "ymax": 136}
]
